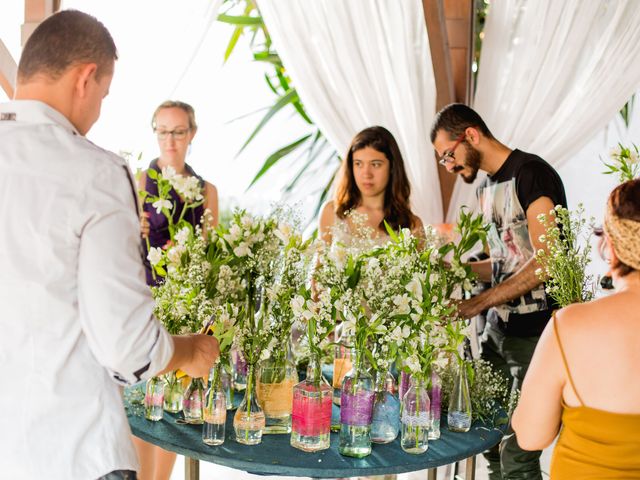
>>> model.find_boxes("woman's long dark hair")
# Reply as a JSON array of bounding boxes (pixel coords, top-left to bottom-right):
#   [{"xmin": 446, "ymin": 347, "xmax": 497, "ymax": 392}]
[{"xmin": 334, "ymin": 126, "xmax": 417, "ymax": 232}]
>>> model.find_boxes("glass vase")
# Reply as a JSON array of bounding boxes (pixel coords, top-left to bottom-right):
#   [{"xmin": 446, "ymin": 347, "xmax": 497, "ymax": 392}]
[
  {"xmin": 428, "ymin": 369, "xmax": 442, "ymax": 440},
  {"xmin": 203, "ymin": 364, "xmax": 226, "ymax": 446},
  {"xmin": 232, "ymin": 347, "xmax": 248, "ymax": 391},
  {"xmin": 447, "ymin": 361, "xmax": 472, "ymax": 432},
  {"xmin": 163, "ymin": 371, "xmax": 183, "ymax": 413},
  {"xmin": 333, "ymin": 334, "xmax": 355, "ymax": 405},
  {"xmin": 221, "ymin": 365, "xmax": 234, "ymax": 410},
  {"xmin": 371, "ymin": 370, "xmax": 400, "ymax": 444},
  {"xmin": 233, "ymin": 364, "xmax": 265, "ymax": 445},
  {"xmin": 400, "ymin": 377, "xmax": 430, "ymax": 454},
  {"xmin": 183, "ymin": 377, "xmax": 205, "ymax": 424},
  {"xmin": 339, "ymin": 358, "xmax": 375, "ymax": 458},
  {"xmin": 144, "ymin": 376, "xmax": 164, "ymax": 421},
  {"xmin": 290, "ymin": 359, "xmax": 333, "ymax": 452},
  {"xmin": 398, "ymin": 370, "xmax": 412, "ymax": 401},
  {"xmin": 257, "ymin": 355, "xmax": 298, "ymax": 434}
]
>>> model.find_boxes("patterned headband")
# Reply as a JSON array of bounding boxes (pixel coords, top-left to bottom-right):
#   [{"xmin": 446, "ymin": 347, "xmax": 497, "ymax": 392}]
[{"xmin": 604, "ymin": 200, "xmax": 640, "ymax": 271}]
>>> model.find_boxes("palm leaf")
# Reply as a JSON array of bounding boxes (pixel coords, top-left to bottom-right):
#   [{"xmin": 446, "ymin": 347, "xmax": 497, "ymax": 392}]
[
  {"xmin": 217, "ymin": 14, "xmax": 262, "ymax": 25},
  {"xmin": 237, "ymin": 88, "xmax": 299, "ymax": 155},
  {"xmin": 247, "ymin": 133, "xmax": 312, "ymax": 189}
]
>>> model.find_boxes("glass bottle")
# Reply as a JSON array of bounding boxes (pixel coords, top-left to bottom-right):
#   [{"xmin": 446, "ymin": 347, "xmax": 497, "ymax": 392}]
[
  {"xmin": 371, "ymin": 369, "xmax": 400, "ymax": 444},
  {"xmin": 257, "ymin": 353, "xmax": 298, "ymax": 434},
  {"xmin": 231, "ymin": 347, "xmax": 248, "ymax": 391},
  {"xmin": 203, "ymin": 364, "xmax": 227, "ymax": 446},
  {"xmin": 163, "ymin": 371, "xmax": 183, "ymax": 413},
  {"xmin": 290, "ymin": 358, "xmax": 333, "ymax": 452},
  {"xmin": 398, "ymin": 370, "xmax": 412, "ymax": 401},
  {"xmin": 400, "ymin": 376, "xmax": 430, "ymax": 454},
  {"xmin": 447, "ymin": 360, "xmax": 472, "ymax": 432},
  {"xmin": 144, "ymin": 376, "xmax": 164, "ymax": 421},
  {"xmin": 428, "ymin": 369, "xmax": 442, "ymax": 440},
  {"xmin": 233, "ymin": 364, "xmax": 265, "ymax": 445},
  {"xmin": 333, "ymin": 334, "xmax": 355, "ymax": 405},
  {"xmin": 338, "ymin": 356, "xmax": 375, "ymax": 458},
  {"xmin": 183, "ymin": 377, "xmax": 205, "ymax": 424}
]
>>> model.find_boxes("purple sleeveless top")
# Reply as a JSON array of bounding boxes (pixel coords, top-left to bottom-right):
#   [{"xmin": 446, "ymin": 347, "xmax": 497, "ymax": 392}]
[{"xmin": 142, "ymin": 159, "xmax": 205, "ymax": 286}]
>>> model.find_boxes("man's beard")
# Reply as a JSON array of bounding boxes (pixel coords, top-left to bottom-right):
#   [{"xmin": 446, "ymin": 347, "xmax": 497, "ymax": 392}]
[{"xmin": 452, "ymin": 143, "xmax": 481, "ymax": 184}]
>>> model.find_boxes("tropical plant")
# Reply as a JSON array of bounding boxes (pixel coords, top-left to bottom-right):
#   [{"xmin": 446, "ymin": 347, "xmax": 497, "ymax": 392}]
[{"xmin": 217, "ymin": 0, "xmax": 340, "ymax": 221}]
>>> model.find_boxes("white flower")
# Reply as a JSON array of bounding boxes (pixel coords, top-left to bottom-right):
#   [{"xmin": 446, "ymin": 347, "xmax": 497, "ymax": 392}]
[
  {"xmin": 275, "ymin": 223, "xmax": 292, "ymax": 243},
  {"xmin": 147, "ymin": 247, "xmax": 163, "ymax": 266},
  {"xmin": 241, "ymin": 215, "xmax": 253, "ymax": 228},
  {"xmin": 152, "ymin": 198, "xmax": 172, "ymax": 214},
  {"xmin": 405, "ymin": 354, "xmax": 421, "ymax": 374},
  {"xmin": 166, "ymin": 245, "xmax": 185, "ymax": 265},
  {"xmin": 175, "ymin": 227, "xmax": 190, "ymax": 246},
  {"xmin": 393, "ymin": 294, "xmax": 411, "ymax": 315},
  {"xmin": 405, "ymin": 276, "xmax": 423, "ymax": 302},
  {"xmin": 161, "ymin": 165, "xmax": 177, "ymax": 180},
  {"xmin": 233, "ymin": 242, "xmax": 251, "ymax": 257},
  {"xmin": 224, "ymin": 224, "xmax": 242, "ymax": 244}
]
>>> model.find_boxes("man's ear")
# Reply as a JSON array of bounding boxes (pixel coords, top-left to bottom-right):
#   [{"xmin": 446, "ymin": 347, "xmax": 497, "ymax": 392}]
[
  {"xmin": 74, "ymin": 63, "xmax": 98, "ymax": 98},
  {"xmin": 465, "ymin": 126, "xmax": 481, "ymax": 145}
]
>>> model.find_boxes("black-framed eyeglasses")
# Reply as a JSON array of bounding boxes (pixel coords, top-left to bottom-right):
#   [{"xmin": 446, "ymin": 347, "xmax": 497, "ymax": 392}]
[
  {"xmin": 438, "ymin": 133, "xmax": 466, "ymax": 166},
  {"xmin": 154, "ymin": 128, "xmax": 191, "ymax": 140}
]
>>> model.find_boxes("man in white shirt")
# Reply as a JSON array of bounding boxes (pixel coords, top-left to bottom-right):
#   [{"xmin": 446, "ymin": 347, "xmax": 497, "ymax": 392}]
[{"xmin": 0, "ymin": 10, "xmax": 219, "ymax": 480}]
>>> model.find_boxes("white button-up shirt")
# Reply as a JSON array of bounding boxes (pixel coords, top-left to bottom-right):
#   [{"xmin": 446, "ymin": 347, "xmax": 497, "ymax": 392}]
[{"xmin": 0, "ymin": 100, "xmax": 174, "ymax": 479}]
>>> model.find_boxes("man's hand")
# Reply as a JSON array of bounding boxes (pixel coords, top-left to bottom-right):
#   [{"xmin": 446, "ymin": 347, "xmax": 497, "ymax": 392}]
[
  {"xmin": 161, "ymin": 334, "xmax": 220, "ymax": 378},
  {"xmin": 456, "ymin": 294, "xmax": 487, "ymax": 320},
  {"xmin": 140, "ymin": 211, "xmax": 150, "ymax": 238}
]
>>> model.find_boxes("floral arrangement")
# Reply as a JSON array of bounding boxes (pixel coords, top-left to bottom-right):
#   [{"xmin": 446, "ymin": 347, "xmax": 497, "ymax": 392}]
[
  {"xmin": 440, "ymin": 358, "xmax": 513, "ymax": 424},
  {"xmin": 603, "ymin": 143, "xmax": 640, "ymax": 184},
  {"xmin": 535, "ymin": 204, "xmax": 595, "ymax": 307}
]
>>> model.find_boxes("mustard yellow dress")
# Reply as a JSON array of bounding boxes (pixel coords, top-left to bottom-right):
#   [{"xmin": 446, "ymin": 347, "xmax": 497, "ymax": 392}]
[{"xmin": 551, "ymin": 319, "xmax": 640, "ymax": 479}]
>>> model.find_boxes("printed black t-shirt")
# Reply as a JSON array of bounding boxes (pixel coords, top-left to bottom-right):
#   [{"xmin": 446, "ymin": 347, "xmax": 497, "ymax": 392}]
[{"xmin": 476, "ymin": 149, "xmax": 567, "ymax": 337}]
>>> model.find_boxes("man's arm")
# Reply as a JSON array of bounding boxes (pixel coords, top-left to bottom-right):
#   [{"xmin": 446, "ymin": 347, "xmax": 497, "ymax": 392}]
[{"xmin": 457, "ymin": 196, "xmax": 553, "ymax": 319}]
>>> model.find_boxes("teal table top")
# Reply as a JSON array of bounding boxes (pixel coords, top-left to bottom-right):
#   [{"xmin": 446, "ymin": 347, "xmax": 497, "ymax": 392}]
[{"xmin": 125, "ymin": 385, "xmax": 506, "ymax": 478}]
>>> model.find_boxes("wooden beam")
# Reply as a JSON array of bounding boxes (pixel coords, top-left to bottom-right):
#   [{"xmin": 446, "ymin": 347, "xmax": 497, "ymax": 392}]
[
  {"xmin": 22, "ymin": 0, "xmax": 58, "ymax": 47},
  {"xmin": 423, "ymin": 0, "xmax": 474, "ymax": 220},
  {"xmin": 423, "ymin": 0, "xmax": 457, "ymax": 221},
  {"xmin": 0, "ymin": 40, "xmax": 17, "ymax": 98},
  {"xmin": 423, "ymin": 0, "xmax": 455, "ymax": 109}
]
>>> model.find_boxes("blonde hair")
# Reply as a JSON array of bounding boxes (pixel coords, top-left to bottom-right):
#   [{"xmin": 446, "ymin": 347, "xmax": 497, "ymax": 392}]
[{"xmin": 151, "ymin": 100, "xmax": 197, "ymax": 130}]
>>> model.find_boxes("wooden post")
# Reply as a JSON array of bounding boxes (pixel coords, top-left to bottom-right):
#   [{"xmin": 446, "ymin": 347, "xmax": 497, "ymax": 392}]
[
  {"xmin": 422, "ymin": 0, "xmax": 474, "ymax": 220},
  {"xmin": 22, "ymin": 0, "xmax": 60, "ymax": 47},
  {"xmin": 185, "ymin": 457, "xmax": 200, "ymax": 480},
  {"xmin": 0, "ymin": 40, "xmax": 17, "ymax": 98},
  {"xmin": 465, "ymin": 455, "xmax": 477, "ymax": 480}
]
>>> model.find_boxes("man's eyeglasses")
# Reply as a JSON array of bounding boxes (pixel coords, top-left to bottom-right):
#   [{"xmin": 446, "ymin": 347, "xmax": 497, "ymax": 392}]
[
  {"xmin": 155, "ymin": 128, "xmax": 190, "ymax": 140},
  {"xmin": 438, "ymin": 133, "xmax": 466, "ymax": 166}
]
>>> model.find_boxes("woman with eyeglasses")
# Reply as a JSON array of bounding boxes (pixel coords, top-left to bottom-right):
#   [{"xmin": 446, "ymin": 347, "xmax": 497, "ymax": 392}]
[
  {"xmin": 134, "ymin": 100, "xmax": 218, "ymax": 480},
  {"xmin": 319, "ymin": 125, "xmax": 425, "ymax": 246},
  {"xmin": 512, "ymin": 178, "xmax": 640, "ymax": 478},
  {"xmin": 138, "ymin": 100, "xmax": 219, "ymax": 286}
]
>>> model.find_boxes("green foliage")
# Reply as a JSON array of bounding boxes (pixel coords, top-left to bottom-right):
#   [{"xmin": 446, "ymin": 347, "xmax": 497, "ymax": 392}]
[
  {"xmin": 535, "ymin": 204, "xmax": 595, "ymax": 307},
  {"xmin": 603, "ymin": 143, "xmax": 640, "ymax": 184},
  {"xmin": 218, "ymin": 0, "xmax": 340, "ymax": 221}
]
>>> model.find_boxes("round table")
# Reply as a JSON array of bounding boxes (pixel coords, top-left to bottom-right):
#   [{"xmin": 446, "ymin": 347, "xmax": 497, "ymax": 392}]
[{"xmin": 126, "ymin": 387, "xmax": 506, "ymax": 480}]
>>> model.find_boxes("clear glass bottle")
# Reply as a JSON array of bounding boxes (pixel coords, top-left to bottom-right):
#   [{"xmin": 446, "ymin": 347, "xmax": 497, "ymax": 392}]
[
  {"xmin": 257, "ymin": 354, "xmax": 298, "ymax": 434},
  {"xmin": 233, "ymin": 364, "xmax": 265, "ymax": 445},
  {"xmin": 400, "ymin": 376, "xmax": 430, "ymax": 454},
  {"xmin": 183, "ymin": 377, "xmax": 205, "ymax": 424},
  {"xmin": 231, "ymin": 347, "xmax": 248, "ymax": 391},
  {"xmin": 203, "ymin": 364, "xmax": 227, "ymax": 446},
  {"xmin": 333, "ymin": 334, "xmax": 355, "ymax": 405},
  {"xmin": 338, "ymin": 357, "xmax": 375, "ymax": 458},
  {"xmin": 428, "ymin": 369, "xmax": 442, "ymax": 440},
  {"xmin": 447, "ymin": 361, "xmax": 472, "ymax": 432},
  {"xmin": 398, "ymin": 370, "xmax": 412, "ymax": 401},
  {"xmin": 290, "ymin": 359, "xmax": 333, "ymax": 452},
  {"xmin": 163, "ymin": 371, "xmax": 183, "ymax": 413},
  {"xmin": 144, "ymin": 376, "xmax": 164, "ymax": 421},
  {"xmin": 371, "ymin": 370, "xmax": 400, "ymax": 444}
]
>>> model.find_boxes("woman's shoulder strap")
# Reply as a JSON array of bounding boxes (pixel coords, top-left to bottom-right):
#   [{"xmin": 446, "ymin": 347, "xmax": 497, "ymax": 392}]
[{"xmin": 553, "ymin": 313, "xmax": 585, "ymax": 407}]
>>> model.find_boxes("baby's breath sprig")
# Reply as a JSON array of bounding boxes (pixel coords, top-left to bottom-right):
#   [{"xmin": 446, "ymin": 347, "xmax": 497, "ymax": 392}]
[
  {"xmin": 535, "ymin": 204, "xmax": 595, "ymax": 307},
  {"xmin": 603, "ymin": 143, "xmax": 640, "ymax": 184}
]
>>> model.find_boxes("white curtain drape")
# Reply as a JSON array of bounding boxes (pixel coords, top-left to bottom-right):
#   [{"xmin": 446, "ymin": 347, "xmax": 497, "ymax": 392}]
[
  {"xmin": 448, "ymin": 0, "xmax": 640, "ymax": 220},
  {"xmin": 258, "ymin": 0, "xmax": 441, "ymax": 224}
]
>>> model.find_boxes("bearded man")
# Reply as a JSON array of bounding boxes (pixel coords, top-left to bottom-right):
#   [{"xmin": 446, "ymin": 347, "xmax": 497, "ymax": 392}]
[{"xmin": 430, "ymin": 103, "xmax": 567, "ymax": 480}]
